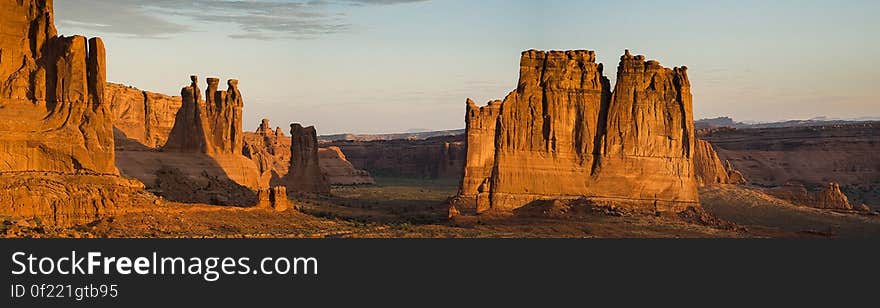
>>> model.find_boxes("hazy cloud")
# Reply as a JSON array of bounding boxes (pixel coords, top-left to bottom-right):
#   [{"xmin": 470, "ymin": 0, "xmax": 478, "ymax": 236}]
[{"xmin": 56, "ymin": 0, "xmax": 429, "ymax": 39}]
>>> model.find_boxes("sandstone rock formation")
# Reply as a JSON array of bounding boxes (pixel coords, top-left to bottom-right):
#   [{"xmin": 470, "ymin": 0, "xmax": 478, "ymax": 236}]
[
  {"xmin": 257, "ymin": 186, "xmax": 290, "ymax": 211},
  {"xmin": 282, "ymin": 124, "xmax": 330, "ymax": 193},
  {"xmin": 0, "ymin": 0, "xmax": 115, "ymax": 174},
  {"xmin": 165, "ymin": 76, "xmax": 243, "ymax": 155},
  {"xmin": 768, "ymin": 182, "xmax": 853, "ymax": 210},
  {"xmin": 243, "ymin": 119, "xmax": 373, "ymax": 186},
  {"xmin": 0, "ymin": 0, "xmax": 151, "ymax": 225},
  {"xmin": 243, "ymin": 119, "xmax": 292, "ymax": 179},
  {"xmin": 106, "ymin": 83, "xmax": 181, "ymax": 148},
  {"xmin": 114, "ymin": 76, "xmax": 262, "ymax": 205},
  {"xmin": 457, "ymin": 49, "xmax": 699, "ymax": 213},
  {"xmin": 319, "ymin": 147, "xmax": 376, "ymax": 185},
  {"xmin": 694, "ymin": 139, "xmax": 747, "ymax": 186}
]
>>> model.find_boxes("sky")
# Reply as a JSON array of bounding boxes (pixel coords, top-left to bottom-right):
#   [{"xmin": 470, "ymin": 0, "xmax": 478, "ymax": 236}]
[{"xmin": 55, "ymin": 0, "xmax": 879, "ymax": 134}]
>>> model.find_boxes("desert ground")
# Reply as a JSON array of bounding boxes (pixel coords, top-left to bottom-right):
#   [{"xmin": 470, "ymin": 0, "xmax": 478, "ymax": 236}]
[{"xmin": 5, "ymin": 177, "xmax": 878, "ymax": 238}]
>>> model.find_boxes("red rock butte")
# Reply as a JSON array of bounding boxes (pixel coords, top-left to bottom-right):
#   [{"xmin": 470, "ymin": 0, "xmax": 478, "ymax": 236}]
[{"xmin": 456, "ymin": 49, "xmax": 700, "ymax": 214}]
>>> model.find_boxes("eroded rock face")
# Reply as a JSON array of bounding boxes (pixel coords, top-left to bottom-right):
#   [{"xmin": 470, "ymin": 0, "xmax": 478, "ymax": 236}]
[
  {"xmin": 319, "ymin": 146, "xmax": 375, "ymax": 185},
  {"xmin": 768, "ymin": 182, "xmax": 853, "ymax": 210},
  {"xmin": 458, "ymin": 49, "xmax": 699, "ymax": 213},
  {"xmin": 694, "ymin": 139, "xmax": 747, "ymax": 186},
  {"xmin": 282, "ymin": 124, "xmax": 329, "ymax": 193},
  {"xmin": 106, "ymin": 83, "xmax": 181, "ymax": 148},
  {"xmin": 0, "ymin": 0, "xmax": 152, "ymax": 226}
]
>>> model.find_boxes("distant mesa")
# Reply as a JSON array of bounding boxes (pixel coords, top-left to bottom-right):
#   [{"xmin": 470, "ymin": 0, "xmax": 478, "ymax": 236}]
[{"xmin": 455, "ymin": 49, "xmax": 699, "ymax": 214}]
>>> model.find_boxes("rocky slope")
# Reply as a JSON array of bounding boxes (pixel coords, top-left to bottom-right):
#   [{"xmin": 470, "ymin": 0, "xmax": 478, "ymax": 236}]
[
  {"xmin": 0, "ymin": 0, "xmax": 150, "ymax": 225},
  {"xmin": 457, "ymin": 49, "xmax": 699, "ymax": 214}
]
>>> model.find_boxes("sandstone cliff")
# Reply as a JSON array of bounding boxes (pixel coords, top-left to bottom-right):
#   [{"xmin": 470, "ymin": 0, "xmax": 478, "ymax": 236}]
[
  {"xmin": 106, "ymin": 83, "xmax": 181, "ymax": 148},
  {"xmin": 0, "ymin": 0, "xmax": 115, "ymax": 174},
  {"xmin": 457, "ymin": 49, "xmax": 699, "ymax": 213},
  {"xmin": 0, "ymin": 0, "xmax": 149, "ymax": 225},
  {"xmin": 282, "ymin": 124, "xmax": 330, "ymax": 193},
  {"xmin": 694, "ymin": 139, "xmax": 747, "ymax": 186}
]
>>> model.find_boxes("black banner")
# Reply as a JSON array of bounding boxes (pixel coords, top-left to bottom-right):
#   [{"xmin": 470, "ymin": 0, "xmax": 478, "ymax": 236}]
[{"xmin": 2, "ymin": 239, "xmax": 878, "ymax": 306}]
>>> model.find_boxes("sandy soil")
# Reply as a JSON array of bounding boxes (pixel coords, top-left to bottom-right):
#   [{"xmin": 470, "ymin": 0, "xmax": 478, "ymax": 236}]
[{"xmin": 3, "ymin": 178, "xmax": 877, "ymax": 238}]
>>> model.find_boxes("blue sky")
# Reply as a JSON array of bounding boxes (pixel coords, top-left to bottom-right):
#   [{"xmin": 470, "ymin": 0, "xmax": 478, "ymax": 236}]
[{"xmin": 55, "ymin": 0, "xmax": 879, "ymax": 134}]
